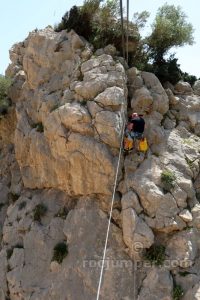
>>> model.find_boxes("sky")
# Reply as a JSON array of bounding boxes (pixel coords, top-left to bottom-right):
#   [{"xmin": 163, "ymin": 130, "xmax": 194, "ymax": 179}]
[{"xmin": 1, "ymin": 0, "xmax": 199, "ymax": 77}]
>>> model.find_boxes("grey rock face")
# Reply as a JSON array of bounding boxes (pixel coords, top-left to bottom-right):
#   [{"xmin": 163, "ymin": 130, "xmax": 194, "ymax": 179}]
[
  {"xmin": 1, "ymin": 26, "xmax": 200, "ymax": 300},
  {"xmin": 8, "ymin": 27, "xmax": 126, "ymax": 196},
  {"xmin": 193, "ymin": 80, "xmax": 200, "ymax": 96},
  {"xmin": 138, "ymin": 268, "xmax": 173, "ymax": 300},
  {"xmin": 174, "ymin": 81, "xmax": 193, "ymax": 95}
]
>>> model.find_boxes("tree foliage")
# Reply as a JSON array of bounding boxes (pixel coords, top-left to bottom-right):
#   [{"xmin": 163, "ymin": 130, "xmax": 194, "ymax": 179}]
[
  {"xmin": 146, "ymin": 4, "xmax": 194, "ymax": 64},
  {"xmin": 181, "ymin": 72, "xmax": 198, "ymax": 86},
  {"xmin": 55, "ymin": 2, "xmax": 196, "ymax": 85},
  {"xmin": 54, "ymin": 0, "xmax": 149, "ymax": 53},
  {"xmin": 0, "ymin": 75, "xmax": 11, "ymax": 115},
  {"xmin": 142, "ymin": 55, "xmax": 182, "ymax": 85},
  {"xmin": 134, "ymin": 4, "xmax": 196, "ymax": 84}
]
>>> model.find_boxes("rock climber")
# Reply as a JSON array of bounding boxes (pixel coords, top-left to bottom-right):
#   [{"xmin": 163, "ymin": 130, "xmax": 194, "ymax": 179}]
[
  {"xmin": 130, "ymin": 113, "xmax": 145, "ymax": 140},
  {"xmin": 123, "ymin": 112, "xmax": 146, "ymax": 153}
]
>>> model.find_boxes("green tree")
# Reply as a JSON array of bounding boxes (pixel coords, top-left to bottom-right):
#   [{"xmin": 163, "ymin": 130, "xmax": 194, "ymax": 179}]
[
  {"xmin": 146, "ymin": 3, "xmax": 194, "ymax": 64},
  {"xmin": 54, "ymin": 0, "xmax": 149, "ymax": 54},
  {"xmin": 137, "ymin": 4, "xmax": 195, "ymax": 84},
  {"xmin": 0, "ymin": 75, "xmax": 11, "ymax": 115},
  {"xmin": 181, "ymin": 72, "xmax": 197, "ymax": 86},
  {"xmin": 152, "ymin": 55, "xmax": 182, "ymax": 84},
  {"xmin": 91, "ymin": 0, "xmax": 121, "ymax": 49}
]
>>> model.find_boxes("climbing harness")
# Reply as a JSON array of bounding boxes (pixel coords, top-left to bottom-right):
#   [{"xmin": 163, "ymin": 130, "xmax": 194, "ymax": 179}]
[
  {"xmin": 96, "ymin": 103, "xmax": 126, "ymax": 300},
  {"xmin": 139, "ymin": 137, "xmax": 148, "ymax": 152},
  {"xmin": 123, "ymin": 134, "xmax": 134, "ymax": 152}
]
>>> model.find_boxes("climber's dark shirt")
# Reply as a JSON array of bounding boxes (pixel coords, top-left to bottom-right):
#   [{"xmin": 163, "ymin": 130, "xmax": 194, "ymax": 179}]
[{"xmin": 131, "ymin": 117, "xmax": 145, "ymax": 133}]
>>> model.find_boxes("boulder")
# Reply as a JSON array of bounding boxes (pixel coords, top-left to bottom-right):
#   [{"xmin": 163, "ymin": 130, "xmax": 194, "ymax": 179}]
[
  {"xmin": 138, "ymin": 268, "xmax": 173, "ymax": 300},
  {"xmin": 166, "ymin": 230, "xmax": 198, "ymax": 268},
  {"xmin": 165, "ymin": 88, "xmax": 179, "ymax": 106},
  {"xmin": 94, "ymin": 86, "xmax": 124, "ymax": 108},
  {"xmin": 8, "ymin": 29, "xmax": 127, "ymax": 196},
  {"xmin": 163, "ymin": 116, "xmax": 176, "ymax": 130},
  {"xmin": 104, "ymin": 44, "xmax": 116, "ymax": 56},
  {"xmin": 121, "ymin": 190, "xmax": 143, "ymax": 214},
  {"xmin": 179, "ymin": 209, "xmax": 193, "ymax": 222},
  {"xmin": 0, "ymin": 250, "xmax": 7, "ymax": 297},
  {"xmin": 94, "ymin": 110, "xmax": 122, "ymax": 148},
  {"xmin": 0, "ymin": 184, "xmax": 9, "ymax": 241},
  {"xmin": 62, "ymin": 200, "xmax": 137, "ymax": 299},
  {"xmin": 127, "ymin": 67, "xmax": 138, "ymax": 82},
  {"xmin": 87, "ymin": 101, "xmax": 103, "ymax": 118},
  {"xmin": 171, "ymin": 186, "xmax": 188, "ymax": 208},
  {"xmin": 141, "ymin": 71, "xmax": 169, "ymax": 114},
  {"xmin": 193, "ymin": 80, "xmax": 200, "ymax": 96},
  {"xmin": 8, "ymin": 70, "xmax": 26, "ymax": 102},
  {"xmin": 191, "ymin": 204, "xmax": 200, "ymax": 229},
  {"xmin": 75, "ymin": 79, "xmax": 107, "ymax": 99},
  {"xmin": 175, "ymin": 273, "xmax": 199, "ymax": 294},
  {"xmin": 131, "ymin": 86, "xmax": 153, "ymax": 114},
  {"xmin": 122, "ymin": 208, "xmax": 154, "ymax": 257},
  {"xmin": 182, "ymin": 282, "xmax": 200, "ymax": 300},
  {"xmin": 174, "ymin": 81, "xmax": 193, "ymax": 95}
]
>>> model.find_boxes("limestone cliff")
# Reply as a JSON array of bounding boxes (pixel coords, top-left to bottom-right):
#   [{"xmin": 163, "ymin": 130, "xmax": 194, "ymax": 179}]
[{"xmin": 0, "ymin": 27, "xmax": 200, "ymax": 300}]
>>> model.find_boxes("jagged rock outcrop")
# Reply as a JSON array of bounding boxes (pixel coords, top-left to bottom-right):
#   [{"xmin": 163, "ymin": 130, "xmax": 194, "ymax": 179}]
[
  {"xmin": 1, "ymin": 193, "xmax": 138, "ymax": 299},
  {"xmin": 0, "ymin": 26, "xmax": 200, "ymax": 300},
  {"xmin": 193, "ymin": 80, "xmax": 200, "ymax": 96},
  {"xmin": 8, "ymin": 27, "xmax": 126, "ymax": 196},
  {"xmin": 138, "ymin": 267, "xmax": 173, "ymax": 300}
]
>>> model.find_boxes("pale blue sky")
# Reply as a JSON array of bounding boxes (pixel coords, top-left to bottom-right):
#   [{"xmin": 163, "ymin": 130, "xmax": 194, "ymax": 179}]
[{"xmin": 1, "ymin": 0, "xmax": 199, "ymax": 77}]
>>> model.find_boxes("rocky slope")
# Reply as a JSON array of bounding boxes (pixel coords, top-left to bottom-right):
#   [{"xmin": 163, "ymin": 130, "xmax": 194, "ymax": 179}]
[{"xmin": 0, "ymin": 26, "xmax": 200, "ymax": 300}]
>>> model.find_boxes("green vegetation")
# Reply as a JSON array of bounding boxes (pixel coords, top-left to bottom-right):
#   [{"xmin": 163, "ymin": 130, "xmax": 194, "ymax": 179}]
[
  {"xmin": 185, "ymin": 156, "xmax": 193, "ymax": 169},
  {"xmin": 33, "ymin": 204, "xmax": 47, "ymax": 222},
  {"xmin": 55, "ymin": 0, "xmax": 149, "ymax": 54},
  {"xmin": 181, "ymin": 72, "xmax": 197, "ymax": 86},
  {"xmin": 161, "ymin": 169, "xmax": 176, "ymax": 191},
  {"xmin": 183, "ymin": 225, "xmax": 193, "ymax": 231},
  {"xmin": 153, "ymin": 152, "xmax": 160, "ymax": 157},
  {"xmin": 145, "ymin": 56, "xmax": 183, "ymax": 85},
  {"xmin": 140, "ymin": 4, "xmax": 195, "ymax": 84},
  {"xmin": 32, "ymin": 122, "xmax": 44, "ymax": 133},
  {"xmin": 182, "ymin": 138, "xmax": 193, "ymax": 146},
  {"xmin": 178, "ymin": 271, "xmax": 191, "ymax": 277},
  {"xmin": 144, "ymin": 244, "xmax": 166, "ymax": 266},
  {"xmin": 52, "ymin": 242, "xmax": 68, "ymax": 264},
  {"xmin": 55, "ymin": 207, "xmax": 69, "ymax": 219},
  {"xmin": 80, "ymin": 99, "xmax": 87, "ymax": 106},
  {"xmin": 18, "ymin": 201, "xmax": 27, "ymax": 211},
  {"xmin": 55, "ymin": 1, "xmax": 197, "ymax": 85},
  {"xmin": 0, "ymin": 75, "xmax": 11, "ymax": 116},
  {"xmin": 146, "ymin": 4, "xmax": 194, "ymax": 64},
  {"xmin": 8, "ymin": 193, "xmax": 20, "ymax": 203},
  {"xmin": 173, "ymin": 284, "xmax": 184, "ymax": 300}
]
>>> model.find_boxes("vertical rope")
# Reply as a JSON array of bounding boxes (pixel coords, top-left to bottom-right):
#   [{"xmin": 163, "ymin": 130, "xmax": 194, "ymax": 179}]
[
  {"xmin": 120, "ymin": 0, "xmax": 125, "ymax": 58},
  {"xmin": 96, "ymin": 104, "xmax": 126, "ymax": 300},
  {"xmin": 126, "ymin": 0, "xmax": 129, "ymax": 64}
]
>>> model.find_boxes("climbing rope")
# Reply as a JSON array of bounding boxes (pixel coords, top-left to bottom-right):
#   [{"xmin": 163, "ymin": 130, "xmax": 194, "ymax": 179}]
[
  {"xmin": 126, "ymin": 0, "xmax": 129, "ymax": 64},
  {"xmin": 120, "ymin": 0, "xmax": 125, "ymax": 59},
  {"xmin": 96, "ymin": 103, "xmax": 126, "ymax": 300}
]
